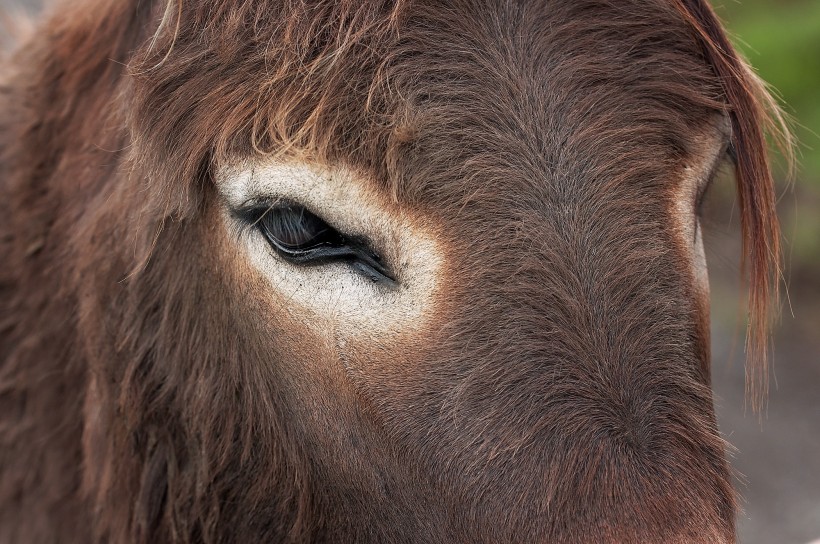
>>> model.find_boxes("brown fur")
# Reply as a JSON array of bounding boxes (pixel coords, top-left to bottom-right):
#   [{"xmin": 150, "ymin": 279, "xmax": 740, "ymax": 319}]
[{"xmin": 0, "ymin": 0, "xmax": 787, "ymax": 542}]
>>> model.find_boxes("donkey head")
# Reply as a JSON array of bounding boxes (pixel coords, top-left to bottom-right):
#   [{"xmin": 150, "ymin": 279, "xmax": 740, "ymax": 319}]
[{"xmin": 0, "ymin": 0, "xmax": 786, "ymax": 542}]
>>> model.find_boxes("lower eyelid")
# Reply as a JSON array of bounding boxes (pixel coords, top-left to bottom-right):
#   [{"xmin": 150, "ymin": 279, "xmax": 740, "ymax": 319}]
[{"xmin": 259, "ymin": 227, "xmax": 395, "ymax": 282}]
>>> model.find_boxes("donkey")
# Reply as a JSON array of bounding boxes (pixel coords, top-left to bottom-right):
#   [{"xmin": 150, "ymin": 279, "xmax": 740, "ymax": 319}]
[{"xmin": 0, "ymin": 0, "xmax": 789, "ymax": 542}]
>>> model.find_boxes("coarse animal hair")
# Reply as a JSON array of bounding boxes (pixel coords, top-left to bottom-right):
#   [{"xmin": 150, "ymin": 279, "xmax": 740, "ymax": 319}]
[{"xmin": 0, "ymin": 0, "xmax": 790, "ymax": 542}]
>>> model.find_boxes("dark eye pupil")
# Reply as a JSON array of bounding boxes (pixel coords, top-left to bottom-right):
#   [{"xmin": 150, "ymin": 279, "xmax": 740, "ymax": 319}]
[{"xmin": 260, "ymin": 205, "xmax": 338, "ymax": 250}]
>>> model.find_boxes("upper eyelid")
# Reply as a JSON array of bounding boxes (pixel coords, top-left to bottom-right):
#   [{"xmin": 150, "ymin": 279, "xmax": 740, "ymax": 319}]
[
  {"xmin": 232, "ymin": 198, "xmax": 301, "ymax": 229},
  {"xmin": 234, "ymin": 198, "xmax": 377, "ymax": 250},
  {"xmin": 234, "ymin": 196, "xmax": 283, "ymax": 216}
]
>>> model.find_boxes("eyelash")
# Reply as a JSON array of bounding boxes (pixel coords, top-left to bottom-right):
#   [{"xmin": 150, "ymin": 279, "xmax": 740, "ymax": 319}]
[{"xmin": 234, "ymin": 201, "xmax": 396, "ymax": 284}]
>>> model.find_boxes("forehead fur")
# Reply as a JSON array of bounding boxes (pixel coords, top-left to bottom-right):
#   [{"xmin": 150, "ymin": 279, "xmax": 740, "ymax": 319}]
[{"xmin": 132, "ymin": 0, "xmax": 725, "ymax": 201}]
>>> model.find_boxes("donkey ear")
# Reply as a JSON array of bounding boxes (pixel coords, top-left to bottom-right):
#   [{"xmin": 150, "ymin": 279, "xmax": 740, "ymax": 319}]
[{"xmin": 673, "ymin": 0, "xmax": 793, "ymax": 410}]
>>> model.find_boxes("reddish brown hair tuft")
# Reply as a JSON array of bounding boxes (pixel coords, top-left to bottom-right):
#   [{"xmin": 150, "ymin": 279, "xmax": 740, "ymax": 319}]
[{"xmin": 674, "ymin": 0, "xmax": 793, "ymax": 411}]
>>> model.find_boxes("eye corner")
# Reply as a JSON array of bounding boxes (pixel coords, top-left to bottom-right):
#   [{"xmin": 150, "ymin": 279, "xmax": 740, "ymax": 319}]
[{"xmin": 351, "ymin": 259, "xmax": 399, "ymax": 287}]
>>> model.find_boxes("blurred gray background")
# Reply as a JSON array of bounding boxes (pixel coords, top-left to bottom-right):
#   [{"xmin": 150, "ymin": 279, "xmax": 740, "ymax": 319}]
[{"xmin": 2, "ymin": 1, "xmax": 818, "ymax": 543}]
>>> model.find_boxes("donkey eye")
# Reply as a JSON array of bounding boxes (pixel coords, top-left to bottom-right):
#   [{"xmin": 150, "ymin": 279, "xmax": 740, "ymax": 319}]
[
  {"xmin": 237, "ymin": 202, "xmax": 395, "ymax": 283},
  {"xmin": 259, "ymin": 204, "xmax": 342, "ymax": 251}
]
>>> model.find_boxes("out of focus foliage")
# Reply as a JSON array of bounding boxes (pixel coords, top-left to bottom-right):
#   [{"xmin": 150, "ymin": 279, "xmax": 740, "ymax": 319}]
[{"xmin": 715, "ymin": 0, "xmax": 820, "ymax": 183}]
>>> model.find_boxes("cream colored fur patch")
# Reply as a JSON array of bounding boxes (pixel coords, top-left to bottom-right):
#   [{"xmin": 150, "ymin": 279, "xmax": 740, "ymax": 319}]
[{"xmin": 216, "ymin": 161, "xmax": 443, "ymax": 337}]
